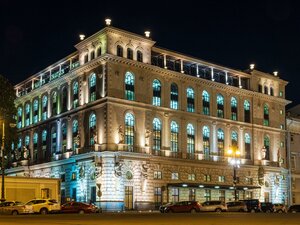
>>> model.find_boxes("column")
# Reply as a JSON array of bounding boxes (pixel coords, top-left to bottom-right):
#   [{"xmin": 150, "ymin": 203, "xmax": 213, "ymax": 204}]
[
  {"xmin": 56, "ymin": 120, "xmax": 61, "ymax": 153},
  {"xmin": 212, "ymin": 122, "xmax": 217, "ymax": 154},
  {"xmin": 101, "ymin": 63, "xmax": 106, "ymax": 97},
  {"xmin": 38, "ymin": 95, "xmax": 42, "ymax": 122},
  {"xmin": 196, "ymin": 64, "xmax": 199, "ymax": 77},
  {"xmin": 47, "ymin": 91, "xmax": 51, "ymax": 118},
  {"xmin": 225, "ymin": 71, "xmax": 229, "ymax": 85},
  {"xmin": 211, "ymin": 67, "xmax": 214, "ymax": 81},
  {"xmin": 57, "ymin": 86, "xmax": 61, "ymax": 114},
  {"xmin": 180, "ymin": 60, "xmax": 184, "ymax": 73},
  {"xmin": 67, "ymin": 80, "xmax": 72, "ymax": 110},
  {"xmin": 239, "ymin": 127, "xmax": 244, "ymax": 157},
  {"xmin": 30, "ymin": 99, "xmax": 33, "ymax": 126},
  {"xmin": 239, "ymin": 76, "xmax": 242, "ymax": 88},
  {"xmin": 31, "ymin": 80, "xmax": 34, "ymax": 90},
  {"xmin": 163, "ymin": 54, "xmax": 167, "ymax": 69},
  {"xmin": 225, "ymin": 124, "xmax": 231, "ymax": 152}
]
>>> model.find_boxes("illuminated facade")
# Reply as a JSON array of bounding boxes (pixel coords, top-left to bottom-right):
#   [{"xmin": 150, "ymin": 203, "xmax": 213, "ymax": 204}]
[{"xmin": 7, "ymin": 21, "xmax": 290, "ymax": 211}]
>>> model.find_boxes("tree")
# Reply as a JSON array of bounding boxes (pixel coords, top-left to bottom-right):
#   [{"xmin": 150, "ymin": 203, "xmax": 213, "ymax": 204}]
[{"xmin": 0, "ymin": 75, "xmax": 17, "ymax": 166}]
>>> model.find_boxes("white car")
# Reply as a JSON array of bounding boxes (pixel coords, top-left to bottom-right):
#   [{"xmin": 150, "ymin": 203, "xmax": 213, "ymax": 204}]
[
  {"xmin": 200, "ymin": 201, "xmax": 228, "ymax": 212},
  {"xmin": 25, "ymin": 199, "xmax": 61, "ymax": 214}
]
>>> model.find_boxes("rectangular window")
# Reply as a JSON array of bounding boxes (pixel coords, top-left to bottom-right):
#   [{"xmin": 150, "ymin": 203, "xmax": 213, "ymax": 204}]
[
  {"xmin": 219, "ymin": 190, "xmax": 225, "ymax": 201},
  {"xmin": 61, "ymin": 174, "xmax": 65, "ymax": 182},
  {"xmin": 71, "ymin": 172, "xmax": 77, "ymax": 181},
  {"xmin": 154, "ymin": 171, "xmax": 162, "ymax": 180},
  {"xmin": 171, "ymin": 172, "xmax": 179, "ymax": 180},
  {"xmin": 72, "ymin": 188, "xmax": 77, "ymax": 201},
  {"xmin": 91, "ymin": 186, "xmax": 96, "ymax": 203},
  {"xmin": 245, "ymin": 191, "xmax": 253, "ymax": 199},
  {"xmin": 189, "ymin": 188, "xmax": 196, "ymax": 201},
  {"xmin": 204, "ymin": 174, "xmax": 211, "ymax": 182},
  {"xmin": 154, "ymin": 187, "xmax": 162, "ymax": 208},
  {"xmin": 172, "ymin": 188, "xmax": 179, "ymax": 202},
  {"xmin": 188, "ymin": 174, "xmax": 195, "ymax": 181},
  {"xmin": 245, "ymin": 177, "xmax": 253, "ymax": 185},
  {"xmin": 204, "ymin": 189, "xmax": 211, "ymax": 201},
  {"xmin": 218, "ymin": 176, "xmax": 225, "ymax": 183}
]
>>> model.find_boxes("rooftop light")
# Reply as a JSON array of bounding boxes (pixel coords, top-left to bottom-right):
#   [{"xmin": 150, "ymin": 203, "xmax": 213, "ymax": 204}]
[
  {"xmin": 105, "ymin": 18, "xmax": 111, "ymax": 26},
  {"xmin": 79, "ymin": 34, "xmax": 85, "ymax": 41},
  {"xmin": 145, "ymin": 31, "xmax": 150, "ymax": 38},
  {"xmin": 273, "ymin": 71, "xmax": 278, "ymax": 76},
  {"xmin": 250, "ymin": 64, "xmax": 255, "ymax": 70}
]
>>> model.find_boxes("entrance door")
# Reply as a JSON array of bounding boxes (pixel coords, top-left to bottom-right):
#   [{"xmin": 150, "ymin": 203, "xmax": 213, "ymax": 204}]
[{"xmin": 125, "ymin": 186, "xmax": 133, "ymax": 210}]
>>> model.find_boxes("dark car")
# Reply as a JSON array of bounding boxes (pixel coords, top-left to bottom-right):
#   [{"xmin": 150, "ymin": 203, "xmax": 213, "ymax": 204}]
[
  {"xmin": 260, "ymin": 202, "xmax": 275, "ymax": 213},
  {"xmin": 159, "ymin": 203, "xmax": 172, "ymax": 213},
  {"xmin": 61, "ymin": 202, "xmax": 99, "ymax": 214},
  {"xmin": 288, "ymin": 204, "xmax": 300, "ymax": 213},
  {"xmin": 164, "ymin": 201, "xmax": 201, "ymax": 213},
  {"xmin": 226, "ymin": 201, "xmax": 247, "ymax": 212},
  {"xmin": 239, "ymin": 199, "xmax": 261, "ymax": 213}
]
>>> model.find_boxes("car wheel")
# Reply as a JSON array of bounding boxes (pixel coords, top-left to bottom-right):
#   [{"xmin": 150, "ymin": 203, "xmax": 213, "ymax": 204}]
[
  {"xmin": 250, "ymin": 209, "xmax": 256, "ymax": 213},
  {"xmin": 79, "ymin": 210, "xmax": 85, "ymax": 214},
  {"xmin": 292, "ymin": 210, "xmax": 297, "ymax": 213},
  {"xmin": 190, "ymin": 209, "xmax": 196, "ymax": 213},
  {"xmin": 266, "ymin": 209, "xmax": 271, "ymax": 213},
  {"xmin": 40, "ymin": 208, "xmax": 48, "ymax": 215},
  {"xmin": 215, "ymin": 208, "xmax": 222, "ymax": 213},
  {"xmin": 277, "ymin": 210, "xmax": 283, "ymax": 213},
  {"xmin": 12, "ymin": 210, "xmax": 18, "ymax": 216}
]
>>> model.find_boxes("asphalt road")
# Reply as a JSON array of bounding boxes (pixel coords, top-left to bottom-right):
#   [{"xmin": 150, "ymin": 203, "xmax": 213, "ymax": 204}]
[{"xmin": 0, "ymin": 212, "xmax": 299, "ymax": 225}]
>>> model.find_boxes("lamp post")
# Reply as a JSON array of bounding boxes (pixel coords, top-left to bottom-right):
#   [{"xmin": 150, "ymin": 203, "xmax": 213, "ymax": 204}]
[{"xmin": 227, "ymin": 146, "xmax": 241, "ymax": 201}]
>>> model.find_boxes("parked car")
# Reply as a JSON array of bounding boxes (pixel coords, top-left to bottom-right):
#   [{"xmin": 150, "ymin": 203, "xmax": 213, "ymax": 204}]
[
  {"xmin": 0, "ymin": 201, "xmax": 33, "ymax": 215},
  {"xmin": 226, "ymin": 201, "xmax": 247, "ymax": 212},
  {"xmin": 239, "ymin": 199, "xmax": 261, "ymax": 213},
  {"xmin": 61, "ymin": 201, "xmax": 99, "ymax": 214},
  {"xmin": 260, "ymin": 202, "xmax": 275, "ymax": 213},
  {"xmin": 274, "ymin": 203, "xmax": 287, "ymax": 213},
  {"xmin": 288, "ymin": 204, "xmax": 300, "ymax": 213},
  {"xmin": 159, "ymin": 203, "xmax": 172, "ymax": 213},
  {"xmin": 200, "ymin": 201, "xmax": 227, "ymax": 212},
  {"xmin": 164, "ymin": 201, "xmax": 201, "ymax": 213},
  {"xmin": 25, "ymin": 199, "xmax": 61, "ymax": 214}
]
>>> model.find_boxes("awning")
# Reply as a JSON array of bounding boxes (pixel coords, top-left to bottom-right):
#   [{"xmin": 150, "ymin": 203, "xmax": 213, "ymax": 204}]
[{"xmin": 166, "ymin": 183, "xmax": 261, "ymax": 191}]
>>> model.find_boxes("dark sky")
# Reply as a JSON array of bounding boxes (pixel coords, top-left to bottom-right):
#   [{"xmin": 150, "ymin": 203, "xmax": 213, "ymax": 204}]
[{"xmin": 0, "ymin": 0, "xmax": 299, "ymax": 107}]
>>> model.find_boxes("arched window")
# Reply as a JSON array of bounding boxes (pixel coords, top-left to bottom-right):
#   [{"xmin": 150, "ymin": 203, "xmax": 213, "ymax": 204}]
[
  {"xmin": 152, "ymin": 79, "xmax": 161, "ymax": 106},
  {"xmin": 263, "ymin": 104, "xmax": 269, "ymax": 126},
  {"xmin": 137, "ymin": 50, "xmax": 143, "ymax": 62},
  {"xmin": 97, "ymin": 47, "xmax": 101, "ymax": 57},
  {"xmin": 170, "ymin": 121, "xmax": 179, "ymax": 152},
  {"xmin": 231, "ymin": 97, "xmax": 238, "ymax": 121},
  {"xmin": 203, "ymin": 126, "xmax": 210, "ymax": 159},
  {"xmin": 89, "ymin": 73, "xmax": 97, "ymax": 102},
  {"xmin": 117, "ymin": 45, "xmax": 123, "ymax": 57},
  {"xmin": 17, "ymin": 107, "xmax": 22, "ymax": 129},
  {"xmin": 73, "ymin": 81, "xmax": 79, "ymax": 109},
  {"xmin": 90, "ymin": 50, "xmax": 95, "ymax": 60},
  {"xmin": 24, "ymin": 135, "xmax": 30, "ymax": 159},
  {"xmin": 17, "ymin": 137, "xmax": 22, "ymax": 152},
  {"xmin": 244, "ymin": 100, "xmax": 250, "ymax": 123},
  {"xmin": 187, "ymin": 88, "xmax": 195, "ymax": 112},
  {"xmin": 51, "ymin": 126, "xmax": 57, "ymax": 154},
  {"xmin": 153, "ymin": 118, "xmax": 161, "ymax": 151},
  {"xmin": 33, "ymin": 132, "xmax": 38, "ymax": 163},
  {"xmin": 264, "ymin": 86, "xmax": 268, "ymax": 95},
  {"xmin": 52, "ymin": 92, "xmax": 57, "ymax": 116},
  {"xmin": 125, "ymin": 72, "xmax": 135, "ymax": 100},
  {"xmin": 84, "ymin": 54, "xmax": 88, "ymax": 63},
  {"xmin": 202, "ymin": 91, "xmax": 210, "ymax": 115},
  {"xmin": 270, "ymin": 87, "xmax": 274, "ymax": 96},
  {"xmin": 61, "ymin": 87, "xmax": 68, "ymax": 113},
  {"xmin": 127, "ymin": 48, "xmax": 133, "ymax": 59},
  {"xmin": 25, "ymin": 103, "xmax": 30, "ymax": 126},
  {"xmin": 42, "ymin": 130, "xmax": 47, "ymax": 161},
  {"xmin": 217, "ymin": 128, "xmax": 224, "ymax": 156},
  {"xmin": 264, "ymin": 136, "xmax": 270, "ymax": 160},
  {"xmin": 245, "ymin": 133, "xmax": 251, "ymax": 159},
  {"xmin": 125, "ymin": 113, "xmax": 135, "ymax": 147},
  {"xmin": 258, "ymin": 84, "xmax": 262, "ymax": 93},
  {"xmin": 89, "ymin": 113, "xmax": 97, "ymax": 146},
  {"xmin": 217, "ymin": 94, "xmax": 224, "ymax": 118},
  {"xmin": 187, "ymin": 124, "xmax": 195, "ymax": 156},
  {"xmin": 231, "ymin": 131, "xmax": 238, "ymax": 149},
  {"xmin": 33, "ymin": 99, "xmax": 39, "ymax": 124},
  {"xmin": 42, "ymin": 95, "xmax": 48, "ymax": 121},
  {"xmin": 62, "ymin": 123, "xmax": 67, "ymax": 152},
  {"xmin": 72, "ymin": 120, "xmax": 79, "ymax": 151},
  {"xmin": 170, "ymin": 83, "xmax": 178, "ymax": 110}
]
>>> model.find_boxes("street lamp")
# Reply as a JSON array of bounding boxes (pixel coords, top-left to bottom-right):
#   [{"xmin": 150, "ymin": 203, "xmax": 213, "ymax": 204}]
[
  {"xmin": 227, "ymin": 146, "xmax": 241, "ymax": 201},
  {"xmin": 0, "ymin": 120, "xmax": 16, "ymax": 202}
]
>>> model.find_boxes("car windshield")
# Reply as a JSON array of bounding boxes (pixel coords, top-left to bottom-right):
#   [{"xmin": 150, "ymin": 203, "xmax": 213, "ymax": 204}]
[{"xmin": 49, "ymin": 199, "xmax": 58, "ymax": 203}]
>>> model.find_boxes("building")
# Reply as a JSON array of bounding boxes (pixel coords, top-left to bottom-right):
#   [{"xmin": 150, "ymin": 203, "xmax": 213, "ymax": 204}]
[{"xmin": 7, "ymin": 20, "xmax": 290, "ymax": 211}]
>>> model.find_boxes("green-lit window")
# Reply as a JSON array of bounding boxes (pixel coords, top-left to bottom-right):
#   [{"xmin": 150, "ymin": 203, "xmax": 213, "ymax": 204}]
[
  {"xmin": 153, "ymin": 118, "xmax": 161, "ymax": 151},
  {"xmin": 73, "ymin": 81, "xmax": 79, "ymax": 108},
  {"xmin": 89, "ymin": 73, "xmax": 96, "ymax": 102},
  {"xmin": 263, "ymin": 104, "xmax": 269, "ymax": 126},
  {"xmin": 42, "ymin": 95, "xmax": 48, "ymax": 121},
  {"xmin": 187, "ymin": 124, "xmax": 195, "ymax": 154},
  {"xmin": 33, "ymin": 99, "xmax": 39, "ymax": 124},
  {"xmin": 170, "ymin": 83, "xmax": 178, "ymax": 110},
  {"xmin": 72, "ymin": 120, "xmax": 79, "ymax": 151},
  {"xmin": 264, "ymin": 136, "xmax": 270, "ymax": 160},
  {"xmin": 217, "ymin": 128, "xmax": 224, "ymax": 156},
  {"xmin": 62, "ymin": 123, "xmax": 67, "ymax": 152},
  {"xmin": 125, "ymin": 72, "xmax": 135, "ymax": 101},
  {"xmin": 245, "ymin": 133, "xmax": 251, "ymax": 159},
  {"xmin": 52, "ymin": 92, "xmax": 57, "ymax": 116},
  {"xmin": 24, "ymin": 135, "xmax": 30, "ymax": 150},
  {"xmin": 152, "ymin": 79, "xmax": 161, "ymax": 106},
  {"xmin": 89, "ymin": 113, "xmax": 96, "ymax": 146},
  {"xmin": 33, "ymin": 132, "xmax": 38, "ymax": 163},
  {"xmin": 17, "ymin": 107, "xmax": 22, "ymax": 129},
  {"xmin": 203, "ymin": 126, "xmax": 210, "ymax": 159},
  {"xmin": 170, "ymin": 121, "xmax": 179, "ymax": 152},
  {"xmin": 42, "ymin": 130, "xmax": 47, "ymax": 160},
  {"xmin": 187, "ymin": 87, "xmax": 195, "ymax": 112},
  {"xmin": 202, "ymin": 91, "xmax": 210, "ymax": 115},
  {"xmin": 217, "ymin": 94, "xmax": 224, "ymax": 118},
  {"xmin": 61, "ymin": 87, "xmax": 68, "ymax": 113},
  {"xmin": 231, "ymin": 97, "xmax": 238, "ymax": 121},
  {"xmin": 25, "ymin": 103, "xmax": 30, "ymax": 127},
  {"xmin": 125, "ymin": 113, "xmax": 135, "ymax": 147},
  {"xmin": 244, "ymin": 100, "xmax": 250, "ymax": 123},
  {"xmin": 51, "ymin": 126, "xmax": 57, "ymax": 154},
  {"xmin": 231, "ymin": 131, "xmax": 238, "ymax": 149}
]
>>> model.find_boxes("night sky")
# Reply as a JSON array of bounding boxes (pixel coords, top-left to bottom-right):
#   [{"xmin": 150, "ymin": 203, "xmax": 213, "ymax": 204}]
[{"xmin": 0, "ymin": 0, "xmax": 299, "ymax": 107}]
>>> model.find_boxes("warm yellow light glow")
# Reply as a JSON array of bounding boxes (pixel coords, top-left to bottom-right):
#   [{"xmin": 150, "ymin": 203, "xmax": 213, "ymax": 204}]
[
  {"xmin": 250, "ymin": 64, "xmax": 255, "ymax": 70},
  {"xmin": 105, "ymin": 18, "xmax": 111, "ymax": 26},
  {"xmin": 236, "ymin": 150, "xmax": 241, "ymax": 155},
  {"xmin": 79, "ymin": 34, "xmax": 85, "ymax": 40},
  {"xmin": 145, "ymin": 31, "xmax": 150, "ymax": 38},
  {"xmin": 227, "ymin": 149, "xmax": 233, "ymax": 155}
]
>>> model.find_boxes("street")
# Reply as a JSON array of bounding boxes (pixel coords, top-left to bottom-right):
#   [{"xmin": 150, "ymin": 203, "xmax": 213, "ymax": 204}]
[{"xmin": 0, "ymin": 212, "xmax": 299, "ymax": 225}]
